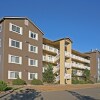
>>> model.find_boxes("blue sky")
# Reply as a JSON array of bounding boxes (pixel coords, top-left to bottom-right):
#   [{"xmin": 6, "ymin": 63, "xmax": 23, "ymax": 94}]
[{"xmin": 0, "ymin": 0, "xmax": 100, "ymax": 52}]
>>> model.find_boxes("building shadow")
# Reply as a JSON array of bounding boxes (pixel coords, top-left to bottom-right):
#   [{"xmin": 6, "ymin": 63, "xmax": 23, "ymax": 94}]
[
  {"xmin": 4, "ymin": 89, "xmax": 43, "ymax": 100},
  {"xmin": 66, "ymin": 90, "xmax": 98, "ymax": 100}
]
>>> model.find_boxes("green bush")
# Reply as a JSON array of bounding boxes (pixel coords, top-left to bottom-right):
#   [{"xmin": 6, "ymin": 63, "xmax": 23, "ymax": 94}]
[
  {"xmin": 31, "ymin": 79, "xmax": 43, "ymax": 85},
  {"xmin": 12, "ymin": 79, "xmax": 26, "ymax": 85},
  {"xmin": 0, "ymin": 80, "xmax": 7, "ymax": 91},
  {"xmin": 43, "ymin": 64, "xmax": 55, "ymax": 83}
]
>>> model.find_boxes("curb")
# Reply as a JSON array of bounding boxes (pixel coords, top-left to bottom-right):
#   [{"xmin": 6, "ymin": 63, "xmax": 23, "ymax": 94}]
[
  {"xmin": 0, "ymin": 90, "xmax": 14, "ymax": 98},
  {"xmin": 0, "ymin": 86, "xmax": 25, "ymax": 98}
]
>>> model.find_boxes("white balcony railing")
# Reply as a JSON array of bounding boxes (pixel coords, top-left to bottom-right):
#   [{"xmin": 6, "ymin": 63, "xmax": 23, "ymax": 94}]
[
  {"xmin": 43, "ymin": 55, "xmax": 54, "ymax": 63},
  {"xmin": 72, "ymin": 63, "xmax": 90, "ymax": 70},
  {"xmin": 54, "ymin": 53, "xmax": 60, "ymax": 62},
  {"xmin": 55, "ymin": 75, "xmax": 60, "ymax": 82},
  {"xmin": 43, "ymin": 44, "xmax": 59, "ymax": 54},
  {"xmin": 71, "ymin": 54, "xmax": 90, "ymax": 63},
  {"xmin": 65, "ymin": 63, "xmax": 71, "ymax": 68},
  {"xmin": 64, "ymin": 74, "xmax": 71, "ymax": 79},
  {"xmin": 75, "ymin": 72, "xmax": 83, "ymax": 76},
  {"xmin": 53, "ymin": 66, "xmax": 60, "ymax": 73},
  {"xmin": 65, "ymin": 51, "xmax": 90, "ymax": 63},
  {"xmin": 65, "ymin": 51, "xmax": 71, "ymax": 58}
]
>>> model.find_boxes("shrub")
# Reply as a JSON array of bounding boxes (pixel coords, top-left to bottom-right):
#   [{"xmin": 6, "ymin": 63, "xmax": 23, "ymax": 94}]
[
  {"xmin": 12, "ymin": 79, "xmax": 26, "ymax": 85},
  {"xmin": 31, "ymin": 79, "xmax": 43, "ymax": 85},
  {"xmin": 0, "ymin": 80, "xmax": 7, "ymax": 91}
]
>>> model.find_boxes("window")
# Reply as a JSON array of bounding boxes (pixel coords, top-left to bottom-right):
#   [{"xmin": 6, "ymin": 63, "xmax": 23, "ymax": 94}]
[
  {"xmin": 28, "ymin": 72, "xmax": 38, "ymax": 80},
  {"xmin": 0, "ymin": 24, "xmax": 2, "ymax": 32},
  {"xmin": 0, "ymin": 39, "xmax": 1, "ymax": 47},
  {"xmin": 9, "ymin": 23, "xmax": 22, "ymax": 35},
  {"xmin": 9, "ymin": 38, "xmax": 22, "ymax": 49},
  {"xmin": 8, "ymin": 54, "xmax": 22, "ymax": 64},
  {"xmin": 29, "ymin": 44, "xmax": 38, "ymax": 53},
  {"xmin": 8, "ymin": 71, "xmax": 22, "ymax": 79},
  {"xmin": 29, "ymin": 30, "xmax": 38, "ymax": 40},
  {"xmin": 28, "ymin": 58, "xmax": 38, "ymax": 67}
]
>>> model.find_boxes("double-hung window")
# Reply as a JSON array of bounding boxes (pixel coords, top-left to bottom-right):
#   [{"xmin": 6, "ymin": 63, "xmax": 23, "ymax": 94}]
[
  {"xmin": 9, "ymin": 23, "xmax": 22, "ymax": 35},
  {"xmin": 29, "ymin": 30, "xmax": 38, "ymax": 40},
  {"xmin": 8, "ymin": 54, "xmax": 22, "ymax": 64},
  {"xmin": 28, "ymin": 58, "xmax": 38, "ymax": 67},
  {"xmin": 8, "ymin": 71, "xmax": 22, "ymax": 79},
  {"xmin": 28, "ymin": 72, "xmax": 38, "ymax": 80},
  {"xmin": 9, "ymin": 38, "xmax": 22, "ymax": 49},
  {"xmin": 29, "ymin": 44, "xmax": 38, "ymax": 53}
]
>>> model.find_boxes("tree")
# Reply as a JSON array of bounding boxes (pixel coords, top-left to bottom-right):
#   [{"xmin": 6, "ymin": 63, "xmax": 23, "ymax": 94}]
[
  {"xmin": 43, "ymin": 64, "xmax": 55, "ymax": 83},
  {"xmin": 83, "ymin": 68, "xmax": 90, "ymax": 81}
]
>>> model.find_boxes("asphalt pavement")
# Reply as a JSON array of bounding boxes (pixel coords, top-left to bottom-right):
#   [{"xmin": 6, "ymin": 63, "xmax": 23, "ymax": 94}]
[{"xmin": 1, "ymin": 87, "xmax": 100, "ymax": 100}]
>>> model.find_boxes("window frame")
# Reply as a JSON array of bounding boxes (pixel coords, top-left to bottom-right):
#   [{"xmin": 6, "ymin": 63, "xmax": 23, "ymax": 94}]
[
  {"xmin": 29, "ymin": 30, "xmax": 38, "ymax": 40},
  {"xmin": 28, "ymin": 58, "xmax": 38, "ymax": 67},
  {"xmin": 9, "ymin": 23, "xmax": 23, "ymax": 35},
  {"xmin": 29, "ymin": 44, "xmax": 38, "ymax": 53},
  {"xmin": 28, "ymin": 72, "xmax": 38, "ymax": 80},
  {"xmin": 8, "ymin": 71, "xmax": 22, "ymax": 79},
  {"xmin": 9, "ymin": 38, "xmax": 22, "ymax": 50},
  {"xmin": 8, "ymin": 54, "xmax": 22, "ymax": 64}
]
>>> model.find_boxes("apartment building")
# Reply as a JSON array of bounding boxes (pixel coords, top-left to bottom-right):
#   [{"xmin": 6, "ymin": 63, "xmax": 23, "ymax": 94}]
[
  {"xmin": 43, "ymin": 38, "xmax": 90, "ymax": 84},
  {"xmin": 0, "ymin": 17, "xmax": 43, "ymax": 84},
  {"xmin": 0, "ymin": 17, "xmax": 90, "ymax": 84},
  {"xmin": 85, "ymin": 50, "xmax": 100, "ymax": 82}
]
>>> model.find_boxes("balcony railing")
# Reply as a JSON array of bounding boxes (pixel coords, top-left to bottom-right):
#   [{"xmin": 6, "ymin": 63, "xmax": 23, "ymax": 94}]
[
  {"xmin": 74, "ymin": 72, "xmax": 83, "ymax": 76},
  {"xmin": 72, "ymin": 63, "xmax": 90, "ymax": 70},
  {"xmin": 55, "ymin": 75, "xmax": 60, "ymax": 81},
  {"xmin": 65, "ymin": 51, "xmax": 71, "ymax": 58},
  {"xmin": 64, "ymin": 74, "xmax": 71, "ymax": 79},
  {"xmin": 43, "ymin": 44, "xmax": 59, "ymax": 54},
  {"xmin": 71, "ymin": 54, "xmax": 90, "ymax": 63},
  {"xmin": 53, "ymin": 65, "xmax": 60, "ymax": 73},
  {"xmin": 65, "ymin": 51, "xmax": 90, "ymax": 63},
  {"xmin": 65, "ymin": 62, "xmax": 71, "ymax": 68},
  {"xmin": 54, "ymin": 53, "xmax": 60, "ymax": 62},
  {"xmin": 43, "ymin": 55, "xmax": 54, "ymax": 63}
]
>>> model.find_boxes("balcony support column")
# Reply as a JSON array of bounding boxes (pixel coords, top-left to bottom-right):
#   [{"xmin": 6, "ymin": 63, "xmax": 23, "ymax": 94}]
[
  {"xmin": 65, "ymin": 41, "xmax": 72, "ymax": 84},
  {"xmin": 60, "ymin": 40, "xmax": 65, "ymax": 84}
]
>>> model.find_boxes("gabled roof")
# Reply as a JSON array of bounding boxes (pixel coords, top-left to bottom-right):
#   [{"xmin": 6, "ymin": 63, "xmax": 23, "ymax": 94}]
[
  {"xmin": 53, "ymin": 37, "xmax": 73, "ymax": 43},
  {"xmin": 0, "ymin": 16, "xmax": 44, "ymax": 35}
]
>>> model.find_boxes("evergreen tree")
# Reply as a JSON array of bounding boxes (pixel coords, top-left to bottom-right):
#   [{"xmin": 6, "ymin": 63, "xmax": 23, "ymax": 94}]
[{"xmin": 43, "ymin": 64, "xmax": 55, "ymax": 83}]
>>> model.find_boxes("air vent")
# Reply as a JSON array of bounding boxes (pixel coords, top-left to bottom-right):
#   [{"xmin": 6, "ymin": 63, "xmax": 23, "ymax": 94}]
[
  {"xmin": 24, "ymin": 19, "xmax": 29, "ymax": 26},
  {"xmin": 25, "ymin": 41, "xmax": 29, "ymax": 43},
  {"xmin": 25, "ymin": 55, "xmax": 28, "ymax": 58}
]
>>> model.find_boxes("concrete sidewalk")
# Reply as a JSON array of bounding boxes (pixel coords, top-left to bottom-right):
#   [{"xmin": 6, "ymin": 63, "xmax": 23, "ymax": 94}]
[{"xmin": 26, "ymin": 83, "xmax": 100, "ymax": 92}]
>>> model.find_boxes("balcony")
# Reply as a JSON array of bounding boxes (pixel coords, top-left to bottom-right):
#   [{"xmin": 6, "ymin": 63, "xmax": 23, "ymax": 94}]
[
  {"xmin": 65, "ymin": 51, "xmax": 90, "ymax": 63},
  {"xmin": 55, "ymin": 75, "xmax": 60, "ymax": 82},
  {"xmin": 65, "ymin": 62, "xmax": 71, "ymax": 68},
  {"xmin": 64, "ymin": 74, "xmax": 71, "ymax": 79},
  {"xmin": 72, "ymin": 63, "xmax": 90, "ymax": 70},
  {"xmin": 53, "ymin": 65, "xmax": 60, "ymax": 73},
  {"xmin": 65, "ymin": 51, "xmax": 71, "ymax": 58},
  {"xmin": 75, "ymin": 72, "xmax": 83, "ymax": 76},
  {"xmin": 43, "ymin": 55, "xmax": 54, "ymax": 63},
  {"xmin": 43, "ymin": 44, "xmax": 59, "ymax": 54},
  {"xmin": 71, "ymin": 54, "xmax": 90, "ymax": 63},
  {"xmin": 54, "ymin": 53, "xmax": 60, "ymax": 62}
]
